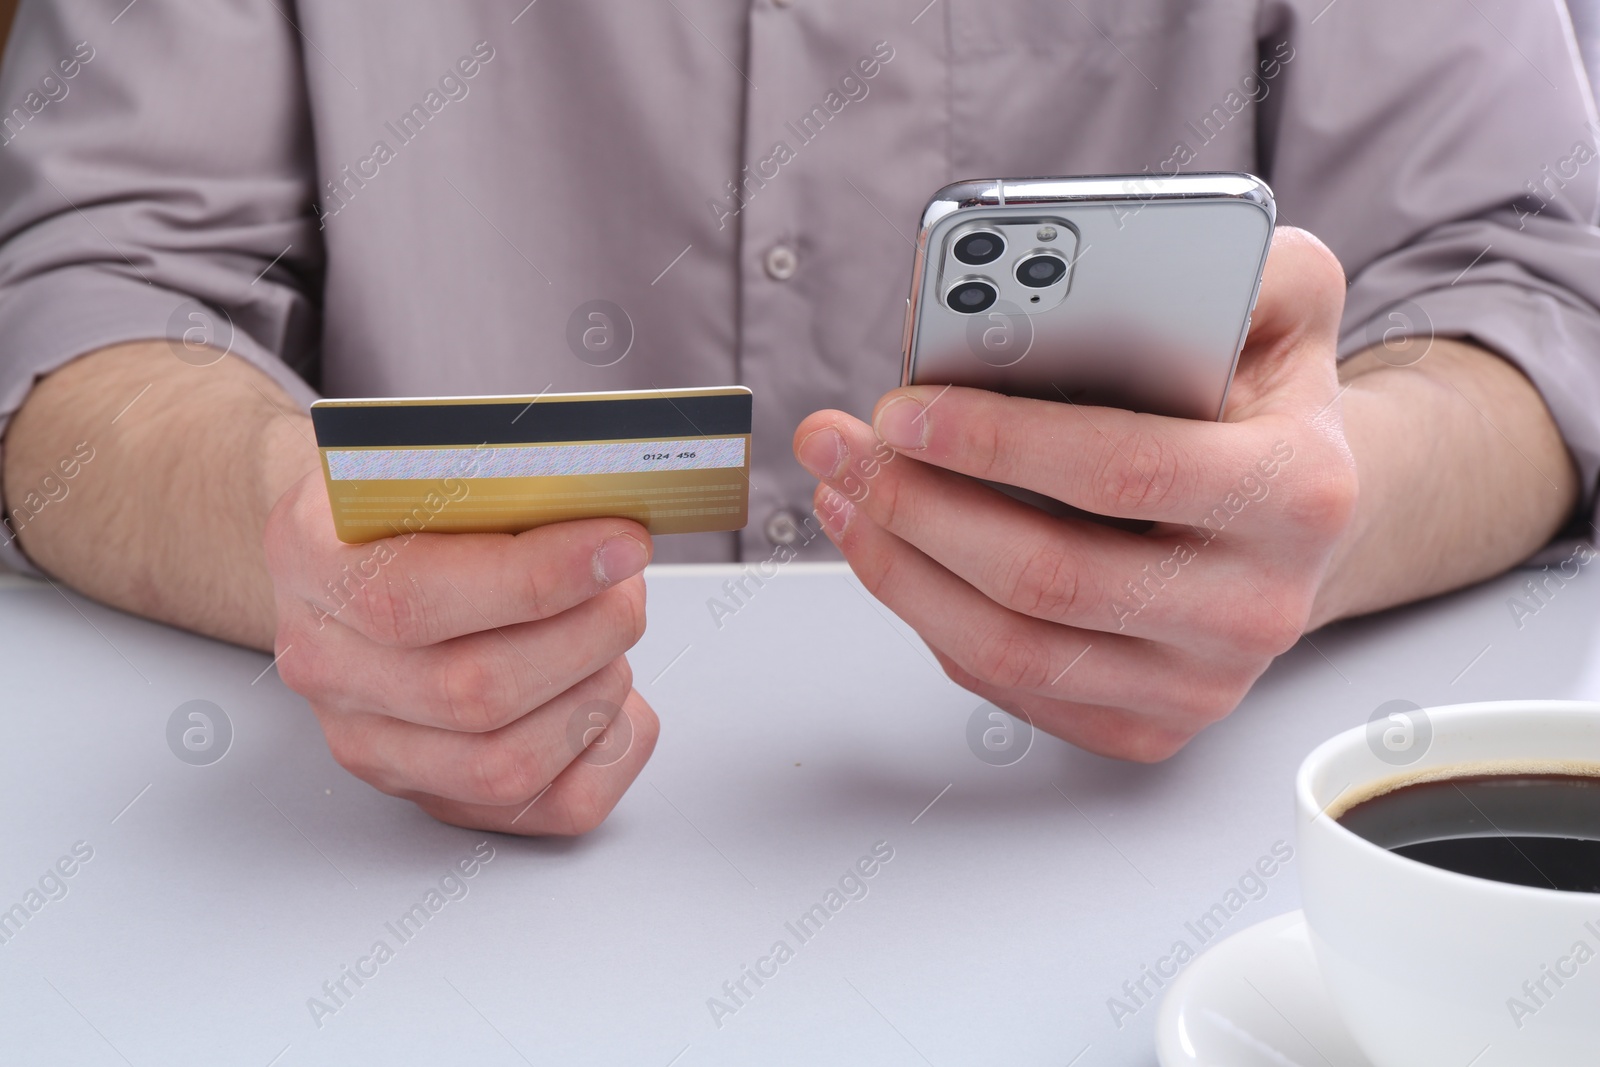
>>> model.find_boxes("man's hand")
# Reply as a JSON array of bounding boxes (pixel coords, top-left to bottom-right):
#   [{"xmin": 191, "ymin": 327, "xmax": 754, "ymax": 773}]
[
  {"xmin": 793, "ymin": 230, "xmax": 1362, "ymax": 760},
  {"xmin": 265, "ymin": 470, "xmax": 660, "ymax": 835},
  {"xmin": 4, "ymin": 340, "xmax": 661, "ymax": 836}
]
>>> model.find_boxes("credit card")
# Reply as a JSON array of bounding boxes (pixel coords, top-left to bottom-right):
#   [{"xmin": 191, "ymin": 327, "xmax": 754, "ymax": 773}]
[{"xmin": 309, "ymin": 386, "xmax": 752, "ymax": 543}]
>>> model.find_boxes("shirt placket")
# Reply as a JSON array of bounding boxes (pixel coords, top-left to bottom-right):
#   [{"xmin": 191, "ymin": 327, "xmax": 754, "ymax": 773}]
[{"xmin": 735, "ymin": 0, "xmax": 821, "ymax": 562}]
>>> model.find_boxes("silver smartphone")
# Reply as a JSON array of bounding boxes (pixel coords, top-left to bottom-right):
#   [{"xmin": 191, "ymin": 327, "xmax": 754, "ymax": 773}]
[{"xmin": 900, "ymin": 173, "xmax": 1275, "ymax": 421}]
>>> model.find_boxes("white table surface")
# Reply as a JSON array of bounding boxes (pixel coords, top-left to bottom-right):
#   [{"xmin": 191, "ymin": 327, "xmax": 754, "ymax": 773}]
[{"xmin": 2, "ymin": 560, "xmax": 1599, "ymax": 1066}]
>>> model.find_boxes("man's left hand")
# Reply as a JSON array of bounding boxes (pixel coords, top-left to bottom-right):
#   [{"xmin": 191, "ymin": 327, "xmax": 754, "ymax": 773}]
[{"xmin": 792, "ymin": 228, "xmax": 1358, "ymax": 761}]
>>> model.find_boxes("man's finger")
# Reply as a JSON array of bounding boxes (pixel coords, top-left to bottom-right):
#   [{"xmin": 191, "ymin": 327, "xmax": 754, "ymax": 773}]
[
  {"xmin": 801, "ymin": 399, "xmax": 1289, "ymax": 525},
  {"xmin": 402, "ymin": 688, "xmax": 661, "ymax": 836},
  {"xmin": 814, "ymin": 483, "xmax": 1246, "ymax": 713},
  {"xmin": 930, "ymin": 649, "xmax": 1198, "ymax": 763},
  {"xmin": 286, "ymin": 578, "xmax": 646, "ymax": 732},
  {"xmin": 319, "ymin": 658, "xmax": 641, "ymax": 809},
  {"xmin": 797, "ymin": 412, "xmax": 1251, "ymax": 640},
  {"xmin": 1216, "ymin": 225, "xmax": 1347, "ymax": 421},
  {"xmin": 280, "ymin": 486, "xmax": 652, "ymax": 646}
]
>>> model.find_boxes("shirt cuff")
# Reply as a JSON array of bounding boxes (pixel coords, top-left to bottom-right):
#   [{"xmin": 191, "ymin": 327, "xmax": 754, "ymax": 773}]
[
  {"xmin": 1338, "ymin": 277, "xmax": 1600, "ymax": 552},
  {"xmin": 0, "ymin": 266, "xmax": 319, "ymax": 576}
]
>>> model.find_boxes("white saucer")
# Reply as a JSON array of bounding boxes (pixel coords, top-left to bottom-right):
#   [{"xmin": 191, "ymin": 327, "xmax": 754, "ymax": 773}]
[{"xmin": 1155, "ymin": 910, "xmax": 1374, "ymax": 1067}]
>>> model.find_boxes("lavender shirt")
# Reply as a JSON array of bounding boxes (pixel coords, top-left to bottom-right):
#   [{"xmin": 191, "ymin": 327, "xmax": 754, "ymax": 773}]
[{"xmin": 1, "ymin": 0, "xmax": 1598, "ymax": 567}]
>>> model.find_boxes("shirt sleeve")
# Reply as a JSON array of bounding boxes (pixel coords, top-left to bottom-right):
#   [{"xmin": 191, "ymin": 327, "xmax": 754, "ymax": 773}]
[
  {"xmin": 1257, "ymin": 0, "xmax": 1600, "ymax": 541},
  {"xmin": 0, "ymin": 0, "xmax": 324, "ymax": 573}
]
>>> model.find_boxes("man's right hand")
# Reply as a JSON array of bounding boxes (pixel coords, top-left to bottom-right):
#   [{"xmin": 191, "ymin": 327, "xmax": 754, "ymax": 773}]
[{"xmin": 264, "ymin": 469, "xmax": 660, "ymax": 835}]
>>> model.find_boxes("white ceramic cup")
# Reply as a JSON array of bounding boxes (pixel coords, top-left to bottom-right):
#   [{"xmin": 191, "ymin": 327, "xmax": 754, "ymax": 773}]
[{"xmin": 1297, "ymin": 699, "xmax": 1600, "ymax": 1067}]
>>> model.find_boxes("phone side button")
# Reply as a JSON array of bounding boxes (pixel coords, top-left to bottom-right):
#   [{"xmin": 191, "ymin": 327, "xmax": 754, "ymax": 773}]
[{"xmin": 900, "ymin": 297, "xmax": 914, "ymax": 356}]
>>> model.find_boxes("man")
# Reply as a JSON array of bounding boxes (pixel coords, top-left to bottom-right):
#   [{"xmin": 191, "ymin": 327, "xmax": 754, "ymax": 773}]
[{"xmin": 0, "ymin": 1, "xmax": 1596, "ymax": 834}]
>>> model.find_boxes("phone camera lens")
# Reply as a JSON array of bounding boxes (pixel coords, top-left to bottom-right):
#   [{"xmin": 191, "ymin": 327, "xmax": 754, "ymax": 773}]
[
  {"xmin": 946, "ymin": 279, "xmax": 998, "ymax": 315},
  {"xmin": 953, "ymin": 231, "xmax": 1005, "ymax": 266},
  {"xmin": 1016, "ymin": 253, "xmax": 1068, "ymax": 288}
]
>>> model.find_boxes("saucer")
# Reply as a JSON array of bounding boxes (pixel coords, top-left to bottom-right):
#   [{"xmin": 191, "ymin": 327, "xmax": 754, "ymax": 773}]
[{"xmin": 1155, "ymin": 910, "xmax": 1373, "ymax": 1067}]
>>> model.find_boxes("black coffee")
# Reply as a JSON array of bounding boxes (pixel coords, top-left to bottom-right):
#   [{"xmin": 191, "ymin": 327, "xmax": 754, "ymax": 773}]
[{"xmin": 1337, "ymin": 773, "xmax": 1600, "ymax": 893}]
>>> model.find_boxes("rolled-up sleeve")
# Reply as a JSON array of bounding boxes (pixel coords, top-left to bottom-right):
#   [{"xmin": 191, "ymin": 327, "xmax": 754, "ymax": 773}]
[
  {"xmin": 0, "ymin": 0, "xmax": 324, "ymax": 570},
  {"xmin": 1259, "ymin": 0, "xmax": 1600, "ymax": 531}
]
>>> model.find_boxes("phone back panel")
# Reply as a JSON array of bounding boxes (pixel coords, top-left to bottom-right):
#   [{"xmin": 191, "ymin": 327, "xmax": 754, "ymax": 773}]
[{"xmin": 902, "ymin": 175, "xmax": 1275, "ymax": 421}]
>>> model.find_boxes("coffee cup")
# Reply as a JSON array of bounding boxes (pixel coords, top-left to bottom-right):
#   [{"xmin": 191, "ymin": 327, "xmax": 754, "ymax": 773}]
[{"xmin": 1296, "ymin": 699, "xmax": 1600, "ymax": 1066}]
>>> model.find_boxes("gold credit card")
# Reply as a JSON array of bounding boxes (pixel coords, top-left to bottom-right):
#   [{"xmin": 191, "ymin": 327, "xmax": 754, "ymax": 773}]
[{"xmin": 309, "ymin": 387, "xmax": 752, "ymax": 543}]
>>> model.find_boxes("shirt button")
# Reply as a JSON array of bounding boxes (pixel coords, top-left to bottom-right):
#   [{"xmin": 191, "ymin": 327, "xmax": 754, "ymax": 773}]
[
  {"xmin": 764, "ymin": 508, "xmax": 804, "ymax": 546},
  {"xmin": 764, "ymin": 244, "xmax": 798, "ymax": 281}
]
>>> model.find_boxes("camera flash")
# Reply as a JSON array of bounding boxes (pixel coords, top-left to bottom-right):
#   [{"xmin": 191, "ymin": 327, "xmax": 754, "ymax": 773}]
[{"xmin": 1036, "ymin": 226, "xmax": 1058, "ymax": 242}]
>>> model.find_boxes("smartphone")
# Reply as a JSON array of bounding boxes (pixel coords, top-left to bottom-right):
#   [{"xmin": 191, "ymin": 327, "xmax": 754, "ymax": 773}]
[{"xmin": 900, "ymin": 173, "xmax": 1275, "ymax": 421}]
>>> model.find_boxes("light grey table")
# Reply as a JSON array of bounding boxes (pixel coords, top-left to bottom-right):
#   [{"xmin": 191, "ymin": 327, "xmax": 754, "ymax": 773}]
[{"xmin": 2, "ymin": 559, "xmax": 1599, "ymax": 1066}]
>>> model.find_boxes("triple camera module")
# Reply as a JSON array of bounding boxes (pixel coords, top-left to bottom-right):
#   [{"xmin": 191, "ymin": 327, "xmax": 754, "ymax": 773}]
[{"xmin": 943, "ymin": 226, "xmax": 1071, "ymax": 315}]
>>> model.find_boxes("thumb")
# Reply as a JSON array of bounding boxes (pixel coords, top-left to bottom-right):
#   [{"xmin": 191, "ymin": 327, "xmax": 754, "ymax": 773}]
[{"xmin": 1225, "ymin": 226, "xmax": 1347, "ymax": 421}]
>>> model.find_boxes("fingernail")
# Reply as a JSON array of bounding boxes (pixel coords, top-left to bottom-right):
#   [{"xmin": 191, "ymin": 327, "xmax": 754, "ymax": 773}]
[
  {"xmin": 797, "ymin": 427, "xmax": 846, "ymax": 479},
  {"xmin": 817, "ymin": 487, "xmax": 855, "ymax": 538},
  {"xmin": 874, "ymin": 395, "xmax": 927, "ymax": 450},
  {"xmin": 595, "ymin": 534, "xmax": 649, "ymax": 586}
]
